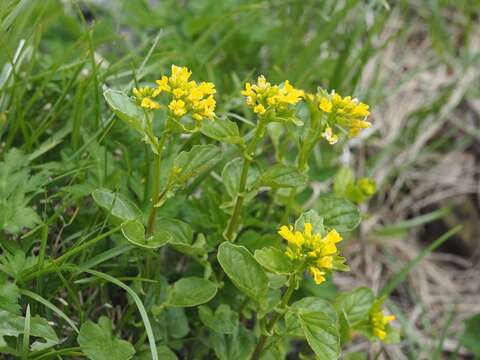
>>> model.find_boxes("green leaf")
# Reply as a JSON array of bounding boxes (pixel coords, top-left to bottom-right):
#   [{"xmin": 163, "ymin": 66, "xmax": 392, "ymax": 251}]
[
  {"xmin": 92, "ymin": 188, "xmax": 142, "ymax": 222},
  {"xmin": 298, "ymin": 311, "xmax": 340, "ymax": 360},
  {"xmin": 335, "ymin": 287, "xmax": 374, "ymax": 326},
  {"xmin": 104, "ymin": 89, "xmax": 145, "ymax": 133},
  {"xmin": 217, "ymin": 242, "xmax": 268, "ymax": 300},
  {"xmin": 0, "ymin": 281, "xmax": 20, "ymax": 314},
  {"xmin": 460, "ymin": 314, "xmax": 480, "ymax": 356},
  {"xmin": 295, "ymin": 209, "xmax": 325, "ymax": 235},
  {"xmin": 121, "ymin": 220, "xmax": 171, "ymax": 249},
  {"xmin": 173, "ymin": 144, "xmax": 222, "ymax": 184},
  {"xmin": 257, "ymin": 164, "xmax": 307, "ymax": 188},
  {"xmin": 156, "ymin": 217, "xmax": 206, "ymax": 257},
  {"xmin": 200, "ymin": 117, "xmax": 243, "ymax": 144},
  {"xmin": 210, "ymin": 325, "xmax": 255, "ymax": 360},
  {"xmin": 78, "ymin": 316, "xmax": 135, "ymax": 360},
  {"xmin": 254, "ymin": 247, "xmax": 293, "ymax": 275},
  {"xmin": 168, "ymin": 277, "xmax": 217, "ymax": 307},
  {"xmin": 198, "ymin": 304, "xmax": 239, "ymax": 334},
  {"xmin": 285, "ymin": 297, "xmax": 338, "ymax": 337},
  {"xmin": 314, "ymin": 195, "xmax": 360, "ymax": 232},
  {"xmin": 0, "ymin": 148, "xmax": 47, "ymax": 234},
  {"xmin": 333, "ymin": 167, "xmax": 355, "ymax": 197},
  {"xmin": 0, "ymin": 310, "xmax": 59, "ymax": 355},
  {"xmin": 222, "ymin": 158, "xmax": 259, "ymax": 199},
  {"xmin": 134, "ymin": 345, "xmax": 178, "ymax": 360},
  {"xmin": 166, "ymin": 308, "xmax": 190, "ymax": 339}
]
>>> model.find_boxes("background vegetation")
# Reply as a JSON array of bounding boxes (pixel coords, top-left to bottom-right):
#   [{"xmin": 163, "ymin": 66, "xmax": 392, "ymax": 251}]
[{"xmin": 1, "ymin": 0, "xmax": 479, "ymax": 359}]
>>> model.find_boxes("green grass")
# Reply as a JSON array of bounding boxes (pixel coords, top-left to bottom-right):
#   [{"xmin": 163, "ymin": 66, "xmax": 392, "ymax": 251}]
[{"xmin": 1, "ymin": 0, "xmax": 479, "ymax": 359}]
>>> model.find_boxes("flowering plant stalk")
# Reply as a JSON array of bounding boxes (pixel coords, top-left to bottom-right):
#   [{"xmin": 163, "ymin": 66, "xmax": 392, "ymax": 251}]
[{"xmin": 87, "ymin": 64, "xmax": 400, "ymax": 360}]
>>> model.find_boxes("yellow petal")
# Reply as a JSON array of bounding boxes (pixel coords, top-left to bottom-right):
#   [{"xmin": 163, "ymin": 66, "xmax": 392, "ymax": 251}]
[
  {"xmin": 304, "ymin": 223, "xmax": 312, "ymax": 238},
  {"xmin": 309, "ymin": 267, "xmax": 326, "ymax": 284},
  {"xmin": 278, "ymin": 225, "xmax": 295, "ymax": 243},
  {"xmin": 318, "ymin": 256, "xmax": 333, "ymax": 269},
  {"xmin": 319, "ymin": 97, "xmax": 332, "ymax": 113},
  {"xmin": 324, "ymin": 229, "xmax": 342, "ymax": 244}
]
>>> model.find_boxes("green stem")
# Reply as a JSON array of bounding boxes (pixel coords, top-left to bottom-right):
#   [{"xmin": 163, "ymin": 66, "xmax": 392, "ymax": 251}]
[
  {"xmin": 146, "ymin": 132, "xmax": 169, "ymax": 235},
  {"xmin": 225, "ymin": 119, "xmax": 266, "ymax": 241},
  {"xmin": 281, "ymin": 139, "xmax": 311, "ymax": 224},
  {"xmin": 250, "ymin": 278, "xmax": 296, "ymax": 360}
]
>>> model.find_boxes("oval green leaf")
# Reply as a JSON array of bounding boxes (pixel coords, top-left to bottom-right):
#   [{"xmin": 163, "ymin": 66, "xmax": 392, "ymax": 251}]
[
  {"xmin": 217, "ymin": 242, "xmax": 268, "ymax": 300},
  {"xmin": 335, "ymin": 287, "xmax": 374, "ymax": 326},
  {"xmin": 200, "ymin": 117, "xmax": 243, "ymax": 145},
  {"xmin": 168, "ymin": 277, "xmax": 217, "ymax": 308},
  {"xmin": 104, "ymin": 89, "xmax": 145, "ymax": 133},
  {"xmin": 258, "ymin": 164, "xmax": 307, "ymax": 188},
  {"xmin": 92, "ymin": 189, "xmax": 141, "ymax": 222},
  {"xmin": 78, "ymin": 316, "xmax": 135, "ymax": 360},
  {"xmin": 174, "ymin": 144, "xmax": 222, "ymax": 184},
  {"xmin": 222, "ymin": 158, "xmax": 259, "ymax": 198},
  {"xmin": 314, "ymin": 195, "xmax": 360, "ymax": 232},
  {"xmin": 298, "ymin": 310, "xmax": 340, "ymax": 360},
  {"xmin": 254, "ymin": 247, "xmax": 293, "ymax": 275},
  {"xmin": 121, "ymin": 220, "xmax": 171, "ymax": 249},
  {"xmin": 295, "ymin": 209, "xmax": 325, "ymax": 235}
]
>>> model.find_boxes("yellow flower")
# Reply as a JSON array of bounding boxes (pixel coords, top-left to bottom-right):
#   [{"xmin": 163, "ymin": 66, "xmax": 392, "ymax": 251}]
[
  {"xmin": 317, "ymin": 90, "xmax": 371, "ymax": 138},
  {"xmin": 370, "ymin": 305, "xmax": 395, "ymax": 340},
  {"xmin": 309, "ymin": 266, "xmax": 326, "ymax": 284},
  {"xmin": 155, "ymin": 76, "xmax": 171, "ymax": 93},
  {"xmin": 197, "ymin": 82, "xmax": 216, "ymax": 95},
  {"xmin": 132, "ymin": 86, "xmax": 161, "ymax": 109},
  {"xmin": 141, "ymin": 98, "xmax": 161, "ymax": 110},
  {"xmin": 153, "ymin": 65, "xmax": 217, "ymax": 122},
  {"xmin": 349, "ymin": 119, "xmax": 371, "ymax": 137},
  {"xmin": 319, "ymin": 97, "xmax": 333, "ymax": 113},
  {"xmin": 168, "ymin": 99, "xmax": 187, "ymax": 117},
  {"xmin": 170, "ymin": 65, "xmax": 191, "ymax": 86},
  {"xmin": 242, "ymin": 75, "xmax": 303, "ymax": 118},
  {"xmin": 278, "ymin": 223, "xmax": 347, "ymax": 285},
  {"xmin": 254, "ymin": 104, "xmax": 266, "ymax": 114},
  {"xmin": 274, "ymin": 80, "xmax": 304, "ymax": 105}
]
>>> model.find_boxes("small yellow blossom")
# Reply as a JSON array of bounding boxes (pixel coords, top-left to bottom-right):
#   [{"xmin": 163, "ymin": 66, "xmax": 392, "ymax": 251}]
[
  {"xmin": 170, "ymin": 65, "xmax": 192, "ymax": 86},
  {"xmin": 370, "ymin": 301, "xmax": 395, "ymax": 340},
  {"xmin": 317, "ymin": 90, "xmax": 371, "ymax": 138},
  {"xmin": 254, "ymin": 104, "xmax": 266, "ymax": 114},
  {"xmin": 141, "ymin": 98, "xmax": 161, "ymax": 110},
  {"xmin": 278, "ymin": 223, "xmax": 347, "ymax": 285},
  {"xmin": 132, "ymin": 86, "xmax": 161, "ymax": 110},
  {"xmin": 319, "ymin": 97, "xmax": 333, "ymax": 113},
  {"xmin": 169, "ymin": 99, "xmax": 187, "ymax": 117},
  {"xmin": 242, "ymin": 76, "xmax": 303, "ymax": 118},
  {"xmin": 309, "ymin": 266, "xmax": 326, "ymax": 284},
  {"xmin": 155, "ymin": 76, "xmax": 171, "ymax": 93}
]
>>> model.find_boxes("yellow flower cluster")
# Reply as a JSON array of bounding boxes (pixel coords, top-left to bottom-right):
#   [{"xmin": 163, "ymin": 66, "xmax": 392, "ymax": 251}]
[
  {"xmin": 278, "ymin": 223, "xmax": 346, "ymax": 284},
  {"xmin": 132, "ymin": 65, "xmax": 216, "ymax": 122},
  {"xmin": 318, "ymin": 91, "xmax": 371, "ymax": 139},
  {"xmin": 370, "ymin": 303, "xmax": 395, "ymax": 340},
  {"xmin": 241, "ymin": 75, "xmax": 303, "ymax": 116},
  {"xmin": 156, "ymin": 65, "xmax": 216, "ymax": 121},
  {"xmin": 132, "ymin": 87, "xmax": 161, "ymax": 110}
]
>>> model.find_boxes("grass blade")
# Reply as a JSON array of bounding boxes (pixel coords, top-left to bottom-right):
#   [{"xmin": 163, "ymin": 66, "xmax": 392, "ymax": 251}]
[
  {"xmin": 379, "ymin": 225, "xmax": 462, "ymax": 297},
  {"xmin": 20, "ymin": 289, "xmax": 79, "ymax": 333}
]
